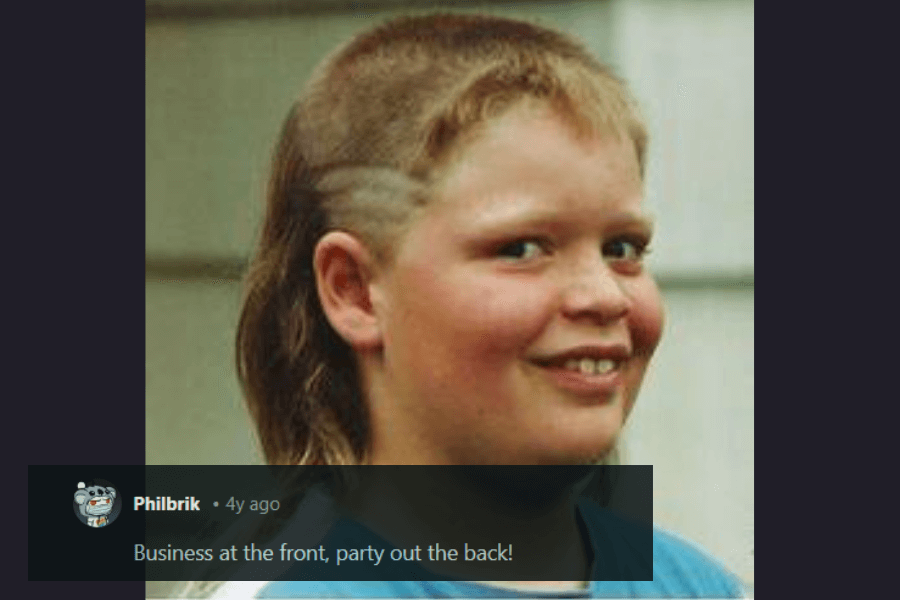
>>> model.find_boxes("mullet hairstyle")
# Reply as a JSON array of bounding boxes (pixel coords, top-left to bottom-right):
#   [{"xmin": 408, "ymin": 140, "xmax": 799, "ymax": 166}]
[{"xmin": 236, "ymin": 13, "xmax": 648, "ymax": 466}]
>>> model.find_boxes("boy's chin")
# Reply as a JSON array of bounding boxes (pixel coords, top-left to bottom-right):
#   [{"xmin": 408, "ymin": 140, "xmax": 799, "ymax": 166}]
[{"xmin": 530, "ymin": 434, "xmax": 619, "ymax": 466}]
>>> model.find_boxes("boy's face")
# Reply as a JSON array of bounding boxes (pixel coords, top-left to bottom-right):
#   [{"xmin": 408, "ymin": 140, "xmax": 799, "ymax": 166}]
[{"xmin": 367, "ymin": 103, "xmax": 664, "ymax": 465}]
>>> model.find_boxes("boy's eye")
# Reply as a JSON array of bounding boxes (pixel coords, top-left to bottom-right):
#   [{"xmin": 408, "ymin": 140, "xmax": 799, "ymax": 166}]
[
  {"xmin": 603, "ymin": 238, "xmax": 649, "ymax": 262},
  {"xmin": 496, "ymin": 239, "xmax": 545, "ymax": 260}
]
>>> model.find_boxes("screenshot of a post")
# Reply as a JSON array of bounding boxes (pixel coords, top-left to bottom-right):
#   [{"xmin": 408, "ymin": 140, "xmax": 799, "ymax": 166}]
[{"xmin": 29, "ymin": 466, "xmax": 653, "ymax": 587}]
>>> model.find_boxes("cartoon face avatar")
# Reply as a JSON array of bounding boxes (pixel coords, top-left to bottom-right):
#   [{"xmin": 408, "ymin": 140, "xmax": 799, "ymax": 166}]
[{"xmin": 74, "ymin": 481, "xmax": 118, "ymax": 527}]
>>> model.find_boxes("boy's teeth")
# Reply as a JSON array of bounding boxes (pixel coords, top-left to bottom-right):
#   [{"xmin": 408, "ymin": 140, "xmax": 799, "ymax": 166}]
[
  {"xmin": 562, "ymin": 358, "xmax": 617, "ymax": 375},
  {"xmin": 595, "ymin": 359, "xmax": 615, "ymax": 374}
]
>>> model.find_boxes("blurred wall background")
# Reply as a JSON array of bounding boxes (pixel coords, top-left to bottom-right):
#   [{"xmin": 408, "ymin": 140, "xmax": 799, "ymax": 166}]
[{"xmin": 146, "ymin": 0, "xmax": 753, "ymax": 595}]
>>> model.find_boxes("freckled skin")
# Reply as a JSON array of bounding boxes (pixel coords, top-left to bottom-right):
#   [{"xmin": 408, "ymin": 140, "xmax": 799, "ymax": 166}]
[{"xmin": 366, "ymin": 104, "xmax": 664, "ymax": 465}]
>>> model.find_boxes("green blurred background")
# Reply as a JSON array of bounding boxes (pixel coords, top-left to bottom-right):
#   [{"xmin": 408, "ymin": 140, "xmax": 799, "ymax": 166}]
[{"xmin": 146, "ymin": 0, "xmax": 753, "ymax": 595}]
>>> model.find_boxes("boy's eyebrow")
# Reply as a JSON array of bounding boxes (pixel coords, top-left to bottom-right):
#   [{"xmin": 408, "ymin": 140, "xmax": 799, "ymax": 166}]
[
  {"xmin": 603, "ymin": 210, "xmax": 656, "ymax": 234},
  {"xmin": 462, "ymin": 203, "xmax": 655, "ymax": 235}
]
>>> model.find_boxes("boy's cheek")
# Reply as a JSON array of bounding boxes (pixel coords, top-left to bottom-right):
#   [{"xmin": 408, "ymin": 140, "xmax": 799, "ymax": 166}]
[
  {"xmin": 629, "ymin": 283, "xmax": 665, "ymax": 353},
  {"xmin": 461, "ymin": 279, "xmax": 554, "ymax": 328}
]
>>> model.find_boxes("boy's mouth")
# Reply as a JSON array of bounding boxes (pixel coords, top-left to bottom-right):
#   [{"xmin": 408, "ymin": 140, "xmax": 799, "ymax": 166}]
[
  {"xmin": 558, "ymin": 357, "xmax": 619, "ymax": 375},
  {"xmin": 529, "ymin": 357, "xmax": 626, "ymax": 399}
]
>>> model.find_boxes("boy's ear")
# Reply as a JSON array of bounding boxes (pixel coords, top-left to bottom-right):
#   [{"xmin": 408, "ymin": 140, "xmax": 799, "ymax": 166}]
[{"xmin": 313, "ymin": 231, "xmax": 384, "ymax": 351}]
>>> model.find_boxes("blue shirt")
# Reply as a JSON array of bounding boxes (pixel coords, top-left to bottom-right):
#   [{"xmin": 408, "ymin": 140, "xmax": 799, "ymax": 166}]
[{"xmin": 254, "ymin": 499, "xmax": 745, "ymax": 598}]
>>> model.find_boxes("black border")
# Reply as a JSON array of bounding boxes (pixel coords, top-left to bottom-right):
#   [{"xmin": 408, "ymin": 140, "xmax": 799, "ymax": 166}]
[{"xmin": 21, "ymin": 0, "xmax": 146, "ymax": 597}]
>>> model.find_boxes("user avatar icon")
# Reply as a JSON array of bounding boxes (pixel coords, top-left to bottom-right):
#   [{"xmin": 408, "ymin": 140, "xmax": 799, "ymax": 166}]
[{"xmin": 73, "ymin": 480, "xmax": 121, "ymax": 528}]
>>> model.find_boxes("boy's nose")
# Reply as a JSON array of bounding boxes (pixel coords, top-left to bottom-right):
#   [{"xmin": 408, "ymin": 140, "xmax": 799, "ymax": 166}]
[{"xmin": 561, "ymin": 260, "xmax": 631, "ymax": 323}]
